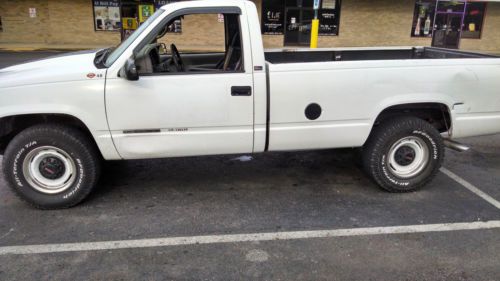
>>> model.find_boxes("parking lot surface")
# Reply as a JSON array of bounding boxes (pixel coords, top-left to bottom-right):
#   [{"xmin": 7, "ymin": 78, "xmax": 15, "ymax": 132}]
[{"xmin": 1, "ymin": 52, "xmax": 500, "ymax": 280}]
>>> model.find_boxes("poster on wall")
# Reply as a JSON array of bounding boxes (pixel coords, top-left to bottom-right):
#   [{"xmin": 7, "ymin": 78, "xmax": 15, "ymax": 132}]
[
  {"xmin": 93, "ymin": 0, "xmax": 121, "ymax": 31},
  {"xmin": 29, "ymin": 8, "xmax": 37, "ymax": 18},
  {"xmin": 318, "ymin": 9, "xmax": 338, "ymax": 35},
  {"xmin": 122, "ymin": 17, "xmax": 138, "ymax": 30},
  {"xmin": 138, "ymin": 4, "xmax": 155, "ymax": 23},
  {"xmin": 262, "ymin": 0, "xmax": 285, "ymax": 35},
  {"xmin": 319, "ymin": 0, "xmax": 341, "ymax": 36}
]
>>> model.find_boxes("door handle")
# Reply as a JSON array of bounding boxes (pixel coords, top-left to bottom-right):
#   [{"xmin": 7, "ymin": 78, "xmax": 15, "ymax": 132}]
[{"xmin": 231, "ymin": 86, "xmax": 252, "ymax": 96}]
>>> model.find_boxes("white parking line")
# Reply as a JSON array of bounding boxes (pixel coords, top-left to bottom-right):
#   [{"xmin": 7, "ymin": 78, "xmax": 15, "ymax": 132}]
[
  {"xmin": 1, "ymin": 220, "xmax": 500, "ymax": 256},
  {"xmin": 441, "ymin": 167, "xmax": 500, "ymax": 210}
]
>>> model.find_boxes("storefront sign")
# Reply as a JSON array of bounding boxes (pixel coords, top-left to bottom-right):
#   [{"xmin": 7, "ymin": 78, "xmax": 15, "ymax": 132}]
[
  {"xmin": 154, "ymin": 0, "xmax": 171, "ymax": 7},
  {"xmin": 262, "ymin": 0, "xmax": 285, "ymax": 35},
  {"xmin": 319, "ymin": 9, "xmax": 339, "ymax": 36},
  {"xmin": 93, "ymin": 0, "xmax": 121, "ymax": 31},
  {"xmin": 322, "ymin": 0, "xmax": 336, "ymax": 9},
  {"xmin": 318, "ymin": 0, "xmax": 341, "ymax": 36},
  {"xmin": 93, "ymin": 0, "xmax": 119, "ymax": 6},
  {"xmin": 155, "ymin": 0, "xmax": 184, "ymax": 8}
]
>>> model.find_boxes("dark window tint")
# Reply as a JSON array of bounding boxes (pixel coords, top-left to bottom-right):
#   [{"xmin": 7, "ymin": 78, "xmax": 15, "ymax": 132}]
[
  {"xmin": 262, "ymin": 0, "xmax": 285, "ymax": 34},
  {"xmin": 411, "ymin": 0, "xmax": 436, "ymax": 38},
  {"xmin": 462, "ymin": 2, "xmax": 486, "ymax": 39}
]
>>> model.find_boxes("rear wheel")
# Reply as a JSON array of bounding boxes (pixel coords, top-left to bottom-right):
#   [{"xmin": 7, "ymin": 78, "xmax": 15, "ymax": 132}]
[
  {"xmin": 3, "ymin": 124, "xmax": 101, "ymax": 209},
  {"xmin": 362, "ymin": 116, "xmax": 444, "ymax": 192}
]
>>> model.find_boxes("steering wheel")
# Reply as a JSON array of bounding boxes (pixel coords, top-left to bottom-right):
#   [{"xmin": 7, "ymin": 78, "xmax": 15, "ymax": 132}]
[{"xmin": 170, "ymin": 44, "xmax": 184, "ymax": 72}]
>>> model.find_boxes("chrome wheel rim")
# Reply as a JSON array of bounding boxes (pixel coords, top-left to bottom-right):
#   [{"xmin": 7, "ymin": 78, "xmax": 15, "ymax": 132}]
[
  {"xmin": 22, "ymin": 146, "xmax": 76, "ymax": 194},
  {"xmin": 387, "ymin": 136, "xmax": 429, "ymax": 179}
]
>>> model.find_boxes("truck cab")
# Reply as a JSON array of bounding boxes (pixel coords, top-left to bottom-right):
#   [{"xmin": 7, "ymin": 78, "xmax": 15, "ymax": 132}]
[{"xmin": 103, "ymin": 0, "xmax": 268, "ymax": 159}]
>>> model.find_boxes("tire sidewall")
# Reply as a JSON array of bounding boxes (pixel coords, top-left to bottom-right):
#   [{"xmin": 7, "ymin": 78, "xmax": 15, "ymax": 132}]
[
  {"xmin": 378, "ymin": 128, "xmax": 442, "ymax": 190},
  {"xmin": 4, "ymin": 131, "xmax": 91, "ymax": 208}
]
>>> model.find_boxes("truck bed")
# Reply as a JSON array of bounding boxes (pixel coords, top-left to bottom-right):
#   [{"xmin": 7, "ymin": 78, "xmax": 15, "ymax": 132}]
[{"xmin": 264, "ymin": 47, "xmax": 497, "ymax": 64}]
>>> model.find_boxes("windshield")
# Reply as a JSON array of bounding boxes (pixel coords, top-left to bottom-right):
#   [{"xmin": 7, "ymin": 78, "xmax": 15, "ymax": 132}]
[{"xmin": 104, "ymin": 9, "xmax": 165, "ymax": 67}]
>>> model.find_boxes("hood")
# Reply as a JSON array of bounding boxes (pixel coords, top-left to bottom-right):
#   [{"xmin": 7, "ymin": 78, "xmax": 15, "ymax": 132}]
[{"xmin": 0, "ymin": 50, "xmax": 106, "ymax": 88}]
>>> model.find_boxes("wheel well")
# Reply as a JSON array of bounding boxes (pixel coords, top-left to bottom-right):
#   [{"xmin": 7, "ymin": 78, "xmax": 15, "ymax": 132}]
[
  {"xmin": 373, "ymin": 103, "xmax": 452, "ymax": 134},
  {"xmin": 0, "ymin": 114, "xmax": 101, "ymax": 156}
]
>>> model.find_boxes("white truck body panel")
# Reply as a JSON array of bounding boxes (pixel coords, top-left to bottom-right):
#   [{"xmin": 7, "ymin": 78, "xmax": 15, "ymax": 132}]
[
  {"xmin": 106, "ymin": 72, "xmax": 255, "ymax": 159},
  {"xmin": 0, "ymin": 0, "xmax": 499, "ymax": 161},
  {"xmin": 0, "ymin": 51, "xmax": 120, "ymax": 159},
  {"xmin": 268, "ymin": 58, "xmax": 500, "ymax": 151}
]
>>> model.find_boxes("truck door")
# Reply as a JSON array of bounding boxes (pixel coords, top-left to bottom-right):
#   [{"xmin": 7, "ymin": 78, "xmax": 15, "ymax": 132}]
[{"xmin": 105, "ymin": 10, "xmax": 255, "ymax": 159}]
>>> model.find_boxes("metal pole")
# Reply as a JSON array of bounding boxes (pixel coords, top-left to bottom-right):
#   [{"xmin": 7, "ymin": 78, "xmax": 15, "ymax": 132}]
[{"xmin": 310, "ymin": 0, "xmax": 320, "ymax": 48}]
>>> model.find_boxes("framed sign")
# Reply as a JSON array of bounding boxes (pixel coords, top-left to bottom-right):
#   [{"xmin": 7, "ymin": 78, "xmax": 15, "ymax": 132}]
[
  {"xmin": 322, "ymin": 0, "xmax": 336, "ymax": 9},
  {"xmin": 93, "ymin": 0, "xmax": 121, "ymax": 31},
  {"xmin": 262, "ymin": 0, "xmax": 285, "ymax": 35},
  {"xmin": 138, "ymin": 4, "xmax": 154, "ymax": 23},
  {"xmin": 319, "ymin": 0, "xmax": 341, "ymax": 36},
  {"xmin": 122, "ymin": 17, "xmax": 138, "ymax": 30}
]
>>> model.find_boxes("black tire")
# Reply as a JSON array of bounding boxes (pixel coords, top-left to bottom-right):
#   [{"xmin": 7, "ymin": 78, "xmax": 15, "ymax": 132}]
[
  {"xmin": 362, "ymin": 116, "xmax": 444, "ymax": 192},
  {"xmin": 3, "ymin": 124, "xmax": 101, "ymax": 209}
]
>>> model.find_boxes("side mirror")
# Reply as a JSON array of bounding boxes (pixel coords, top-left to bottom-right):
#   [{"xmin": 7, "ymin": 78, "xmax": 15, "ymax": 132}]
[{"xmin": 120, "ymin": 58, "xmax": 139, "ymax": 81}]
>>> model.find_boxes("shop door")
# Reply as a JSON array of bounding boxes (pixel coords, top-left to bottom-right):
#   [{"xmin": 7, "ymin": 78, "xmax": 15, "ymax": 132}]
[
  {"xmin": 431, "ymin": 1, "xmax": 466, "ymax": 49},
  {"xmin": 432, "ymin": 13, "xmax": 463, "ymax": 49},
  {"xmin": 284, "ymin": 8, "xmax": 314, "ymax": 46}
]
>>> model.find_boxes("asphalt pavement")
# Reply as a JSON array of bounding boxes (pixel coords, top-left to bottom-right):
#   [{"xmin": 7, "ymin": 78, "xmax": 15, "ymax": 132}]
[{"xmin": 0, "ymin": 52, "xmax": 500, "ymax": 281}]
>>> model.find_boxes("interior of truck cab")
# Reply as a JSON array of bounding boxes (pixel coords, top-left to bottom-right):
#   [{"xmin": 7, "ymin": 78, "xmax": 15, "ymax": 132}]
[{"xmin": 135, "ymin": 13, "xmax": 243, "ymax": 75}]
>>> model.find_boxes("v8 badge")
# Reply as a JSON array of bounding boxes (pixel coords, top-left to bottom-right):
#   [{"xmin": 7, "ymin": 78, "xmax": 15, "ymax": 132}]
[{"xmin": 87, "ymin": 73, "xmax": 103, "ymax": 79}]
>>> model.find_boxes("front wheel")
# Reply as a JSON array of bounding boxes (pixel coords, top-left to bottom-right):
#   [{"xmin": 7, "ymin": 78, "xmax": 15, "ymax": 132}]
[
  {"xmin": 3, "ymin": 124, "xmax": 101, "ymax": 209},
  {"xmin": 362, "ymin": 117, "xmax": 444, "ymax": 192}
]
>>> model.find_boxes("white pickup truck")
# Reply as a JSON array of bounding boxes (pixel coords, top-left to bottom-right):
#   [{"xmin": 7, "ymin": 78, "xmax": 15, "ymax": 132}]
[{"xmin": 1, "ymin": 0, "xmax": 499, "ymax": 209}]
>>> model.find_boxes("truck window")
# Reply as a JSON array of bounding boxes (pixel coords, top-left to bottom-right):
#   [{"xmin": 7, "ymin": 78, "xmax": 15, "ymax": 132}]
[
  {"xmin": 134, "ymin": 13, "xmax": 243, "ymax": 75},
  {"xmin": 105, "ymin": 9, "xmax": 164, "ymax": 67}
]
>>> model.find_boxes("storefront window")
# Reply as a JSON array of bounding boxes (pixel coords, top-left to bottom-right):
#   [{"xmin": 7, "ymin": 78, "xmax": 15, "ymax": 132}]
[
  {"xmin": 262, "ymin": 0, "xmax": 286, "ymax": 35},
  {"xmin": 262, "ymin": 0, "xmax": 341, "ymax": 41},
  {"xmin": 411, "ymin": 1, "xmax": 487, "ymax": 40},
  {"xmin": 462, "ymin": 2, "xmax": 486, "ymax": 39},
  {"xmin": 411, "ymin": 0, "xmax": 436, "ymax": 38},
  {"xmin": 319, "ymin": 0, "xmax": 340, "ymax": 36}
]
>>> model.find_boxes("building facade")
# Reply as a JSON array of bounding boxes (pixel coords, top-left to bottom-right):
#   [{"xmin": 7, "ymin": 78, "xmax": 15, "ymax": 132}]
[{"xmin": 0, "ymin": 0, "xmax": 499, "ymax": 53}]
